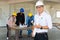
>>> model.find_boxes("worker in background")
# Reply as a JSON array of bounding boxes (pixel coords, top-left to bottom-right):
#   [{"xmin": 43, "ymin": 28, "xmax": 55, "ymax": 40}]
[
  {"xmin": 15, "ymin": 8, "xmax": 25, "ymax": 38},
  {"xmin": 32, "ymin": 1, "xmax": 52, "ymax": 40},
  {"xmin": 26, "ymin": 12, "xmax": 34, "ymax": 37},
  {"xmin": 7, "ymin": 12, "xmax": 17, "ymax": 40}
]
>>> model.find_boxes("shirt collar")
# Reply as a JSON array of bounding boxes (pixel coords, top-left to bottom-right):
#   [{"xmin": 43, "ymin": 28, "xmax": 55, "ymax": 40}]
[{"xmin": 37, "ymin": 11, "xmax": 45, "ymax": 17}]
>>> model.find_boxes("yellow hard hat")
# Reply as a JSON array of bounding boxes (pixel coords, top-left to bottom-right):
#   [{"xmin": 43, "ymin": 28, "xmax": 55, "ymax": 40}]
[
  {"xmin": 28, "ymin": 12, "xmax": 33, "ymax": 17},
  {"xmin": 12, "ymin": 12, "xmax": 17, "ymax": 16}
]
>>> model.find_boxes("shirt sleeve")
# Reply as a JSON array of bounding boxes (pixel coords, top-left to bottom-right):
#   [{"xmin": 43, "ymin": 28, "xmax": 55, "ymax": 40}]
[
  {"xmin": 46, "ymin": 15, "xmax": 52, "ymax": 29},
  {"xmin": 7, "ymin": 17, "xmax": 13, "ymax": 26},
  {"xmin": 33, "ymin": 15, "xmax": 37, "ymax": 26}
]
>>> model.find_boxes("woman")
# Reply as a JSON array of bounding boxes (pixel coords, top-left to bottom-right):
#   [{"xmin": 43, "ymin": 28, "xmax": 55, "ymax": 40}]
[{"xmin": 7, "ymin": 12, "xmax": 17, "ymax": 40}]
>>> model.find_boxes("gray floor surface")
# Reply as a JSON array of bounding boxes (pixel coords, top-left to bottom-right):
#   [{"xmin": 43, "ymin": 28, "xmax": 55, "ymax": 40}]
[{"xmin": 0, "ymin": 26, "xmax": 60, "ymax": 40}]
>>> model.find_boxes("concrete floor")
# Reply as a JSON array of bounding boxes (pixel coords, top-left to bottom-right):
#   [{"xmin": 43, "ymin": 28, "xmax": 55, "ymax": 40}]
[
  {"xmin": 0, "ymin": 26, "xmax": 60, "ymax": 40},
  {"xmin": 0, "ymin": 27, "xmax": 7, "ymax": 40}
]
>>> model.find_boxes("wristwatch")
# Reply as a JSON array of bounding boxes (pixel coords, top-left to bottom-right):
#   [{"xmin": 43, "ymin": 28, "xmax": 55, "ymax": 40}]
[{"xmin": 40, "ymin": 27, "xmax": 43, "ymax": 29}]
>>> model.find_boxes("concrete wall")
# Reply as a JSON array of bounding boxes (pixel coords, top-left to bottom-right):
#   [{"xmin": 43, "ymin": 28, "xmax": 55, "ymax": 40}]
[
  {"xmin": 9, "ymin": 2, "xmax": 35, "ymax": 16},
  {"xmin": 44, "ymin": 2, "xmax": 60, "ymax": 23},
  {"xmin": 0, "ymin": 2, "xmax": 9, "ymax": 26}
]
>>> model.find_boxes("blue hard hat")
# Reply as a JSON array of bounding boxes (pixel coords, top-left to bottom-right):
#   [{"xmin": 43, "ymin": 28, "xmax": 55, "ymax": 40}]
[{"xmin": 20, "ymin": 8, "xmax": 24, "ymax": 12}]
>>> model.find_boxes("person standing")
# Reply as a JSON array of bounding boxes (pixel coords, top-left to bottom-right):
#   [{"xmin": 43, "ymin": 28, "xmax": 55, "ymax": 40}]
[{"xmin": 32, "ymin": 1, "xmax": 52, "ymax": 40}]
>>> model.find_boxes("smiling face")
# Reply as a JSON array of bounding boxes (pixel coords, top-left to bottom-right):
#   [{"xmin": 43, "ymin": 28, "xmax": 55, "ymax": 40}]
[{"xmin": 36, "ymin": 5, "xmax": 44, "ymax": 14}]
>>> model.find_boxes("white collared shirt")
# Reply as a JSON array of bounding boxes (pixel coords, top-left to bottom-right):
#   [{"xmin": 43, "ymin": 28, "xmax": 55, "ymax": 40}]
[{"xmin": 33, "ymin": 11, "xmax": 52, "ymax": 35}]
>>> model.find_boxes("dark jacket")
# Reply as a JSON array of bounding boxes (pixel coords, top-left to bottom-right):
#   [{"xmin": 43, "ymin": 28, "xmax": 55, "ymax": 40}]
[{"xmin": 15, "ymin": 12, "xmax": 25, "ymax": 26}]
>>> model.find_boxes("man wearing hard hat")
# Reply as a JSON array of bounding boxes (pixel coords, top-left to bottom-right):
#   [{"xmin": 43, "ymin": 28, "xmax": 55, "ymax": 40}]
[
  {"xmin": 26, "ymin": 12, "xmax": 34, "ymax": 37},
  {"xmin": 7, "ymin": 12, "xmax": 17, "ymax": 40},
  {"xmin": 15, "ymin": 8, "xmax": 25, "ymax": 38},
  {"xmin": 15, "ymin": 8, "xmax": 25, "ymax": 26},
  {"xmin": 32, "ymin": 1, "xmax": 52, "ymax": 40}
]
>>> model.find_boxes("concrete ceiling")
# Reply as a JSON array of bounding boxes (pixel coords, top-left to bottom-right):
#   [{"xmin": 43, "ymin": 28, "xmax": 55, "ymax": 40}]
[
  {"xmin": 0, "ymin": 0, "xmax": 9, "ymax": 1},
  {"xmin": 0, "ymin": 0, "xmax": 60, "ymax": 3},
  {"xmin": 45, "ymin": 0, "xmax": 60, "ymax": 3}
]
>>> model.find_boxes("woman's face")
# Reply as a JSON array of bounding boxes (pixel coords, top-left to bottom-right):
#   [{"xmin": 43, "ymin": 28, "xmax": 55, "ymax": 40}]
[
  {"xmin": 12, "ymin": 15, "xmax": 16, "ymax": 18},
  {"xmin": 36, "ymin": 5, "xmax": 44, "ymax": 14},
  {"xmin": 14, "ymin": 16, "xmax": 16, "ymax": 18}
]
